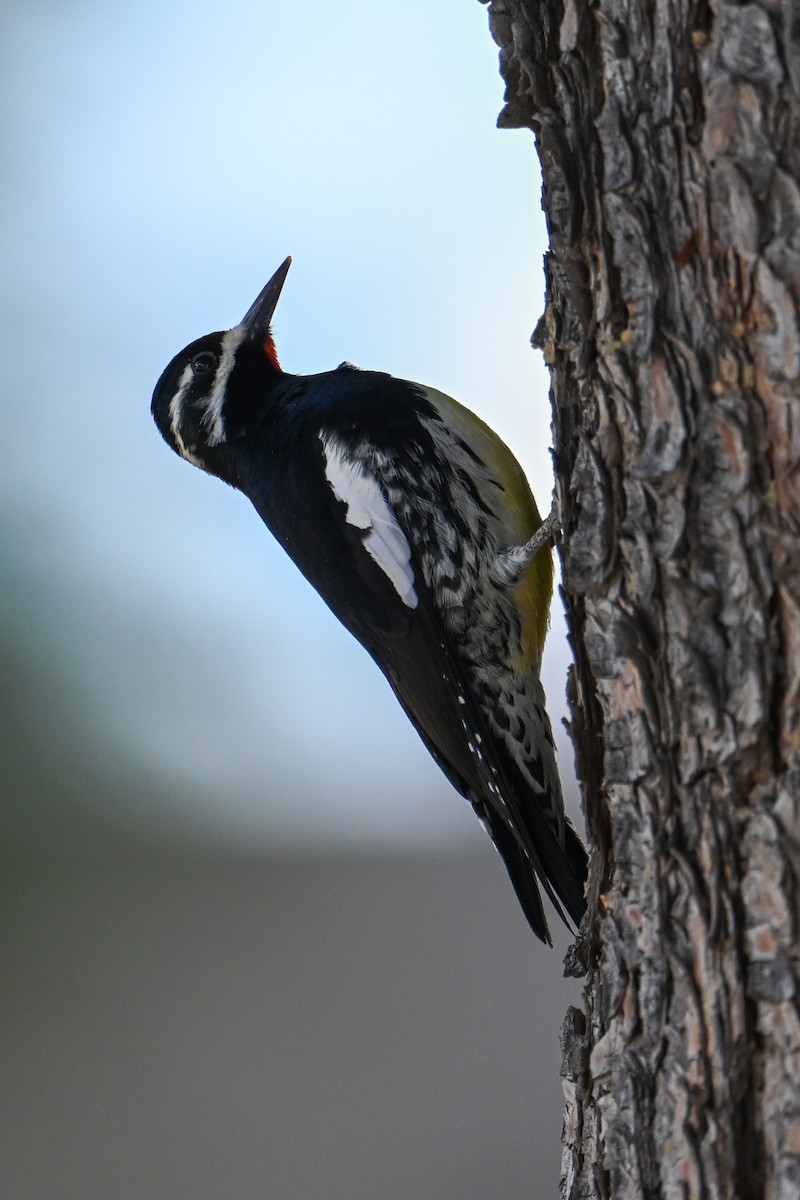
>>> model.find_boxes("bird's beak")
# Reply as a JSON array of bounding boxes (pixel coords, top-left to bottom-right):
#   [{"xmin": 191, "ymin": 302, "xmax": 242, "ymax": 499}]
[{"xmin": 240, "ymin": 256, "xmax": 292, "ymax": 336}]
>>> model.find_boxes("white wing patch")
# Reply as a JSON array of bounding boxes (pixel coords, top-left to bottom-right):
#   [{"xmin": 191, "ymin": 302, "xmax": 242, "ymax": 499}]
[{"xmin": 321, "ymin": 436, "xmax": 418, "ymax": 609}]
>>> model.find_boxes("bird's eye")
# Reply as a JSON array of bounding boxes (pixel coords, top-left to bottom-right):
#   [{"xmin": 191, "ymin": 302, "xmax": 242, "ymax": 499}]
[{"xmin": 191, "ymin": 351, "xmax": 217, "ymax": 375}]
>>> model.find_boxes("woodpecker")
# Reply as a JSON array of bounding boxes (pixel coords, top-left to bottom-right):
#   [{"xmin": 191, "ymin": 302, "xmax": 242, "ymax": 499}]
[{"xmin": 151, "ymin": 257, "xmax": 587, "ymax": 943}]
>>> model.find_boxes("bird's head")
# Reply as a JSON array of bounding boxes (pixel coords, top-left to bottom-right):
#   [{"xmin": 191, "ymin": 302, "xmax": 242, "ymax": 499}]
[{"xmin": 151, "ymin": 256, "xmax": 292, "ymax": 480}]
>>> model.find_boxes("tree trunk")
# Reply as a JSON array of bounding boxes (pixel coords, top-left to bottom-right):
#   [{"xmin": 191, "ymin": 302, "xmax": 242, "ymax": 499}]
[{"xmin": 479, "ymin": 1, "xmax": 800, "ymax": 1196}]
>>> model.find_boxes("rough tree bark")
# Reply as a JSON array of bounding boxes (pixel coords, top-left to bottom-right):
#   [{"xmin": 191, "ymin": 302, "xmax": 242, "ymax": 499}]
[{"xmin": 479, "ymin": 1, "xmax": 800, "ymax": 1197}]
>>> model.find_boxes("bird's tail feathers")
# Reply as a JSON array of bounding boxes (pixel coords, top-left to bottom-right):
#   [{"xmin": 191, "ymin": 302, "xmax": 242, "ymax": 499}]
[
  {"xmin": 525, "ymin": 805, "xmax": 588, "ymax": 932},
  {"xmin": 480, "ymin": 789, "xmax": 587, "ymax": 944},
  {"xmin": 478, "ymin": 803, "xmax": 553, "ymax": 944}
]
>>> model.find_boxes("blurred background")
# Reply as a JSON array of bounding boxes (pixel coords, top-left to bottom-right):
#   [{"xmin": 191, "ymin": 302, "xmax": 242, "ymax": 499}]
[{"xmin": 1, "ymin": 0, "xmax": 585, "ymax": 1196}]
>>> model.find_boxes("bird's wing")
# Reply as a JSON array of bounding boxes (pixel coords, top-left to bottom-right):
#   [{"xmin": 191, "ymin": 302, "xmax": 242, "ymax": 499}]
[
  {"xmin": 317, "ymin": 423, "xmax": 579, "ymax": 941},
  {"xmin": 244, "ymin": 416, "xmax": 583, "ymax": 941}
]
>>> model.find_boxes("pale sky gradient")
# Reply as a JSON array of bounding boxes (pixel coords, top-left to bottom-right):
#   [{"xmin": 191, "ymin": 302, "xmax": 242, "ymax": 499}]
[{"xmin": 2, "ymin": 0, "xmax": 578, "ymax": 850}]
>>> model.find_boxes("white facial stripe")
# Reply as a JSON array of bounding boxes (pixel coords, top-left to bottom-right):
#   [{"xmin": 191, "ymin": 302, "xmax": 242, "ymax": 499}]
[
  {"xmin": 203, "ymin": 325, "xmax": 248, "ymax": 447},
  {"xmin": 168, "ymin": 363, "xmax": 206, "ymax": 469},
  {"xmin": 322, "ymin": 436, "xmax": 418, "ymax": 609}
]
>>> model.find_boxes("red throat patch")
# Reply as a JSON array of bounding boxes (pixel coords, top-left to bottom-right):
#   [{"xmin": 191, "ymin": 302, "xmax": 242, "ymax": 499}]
[{"xmin": 263, "ymin": 335, "xmax": 281, "ymax": 370}]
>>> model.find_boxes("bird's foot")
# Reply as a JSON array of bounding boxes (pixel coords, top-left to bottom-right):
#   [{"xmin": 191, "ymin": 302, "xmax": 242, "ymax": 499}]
[{"xmin": 490, "ymin": 498, "xmax": 561, "ymax": 587}]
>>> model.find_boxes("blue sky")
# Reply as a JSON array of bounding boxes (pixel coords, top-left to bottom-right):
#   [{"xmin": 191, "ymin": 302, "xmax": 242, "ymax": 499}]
[{"xmin": 2, "ymin": 0, "xmax": 578, "ymax": 850}]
